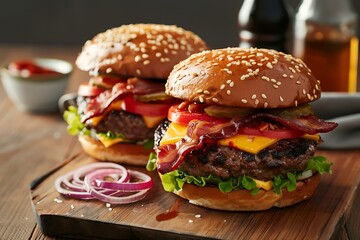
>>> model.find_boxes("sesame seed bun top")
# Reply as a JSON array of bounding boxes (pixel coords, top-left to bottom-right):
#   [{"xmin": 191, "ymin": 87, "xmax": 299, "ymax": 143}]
[
  {"xmin": 76, "ymin": 24, "xmax": 208, "ymax": 79},
  {"xmin": 166, "ymin": 48, "xmax": 321, "ymax": 108}
]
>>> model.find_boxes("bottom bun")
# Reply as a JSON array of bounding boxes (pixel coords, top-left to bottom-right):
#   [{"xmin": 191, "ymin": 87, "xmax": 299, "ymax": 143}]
[
  {"xmin": 171, "ymin": 174, "xmax": 321, "ymax": 211},
  {"xmin": 78, "ymin": 135, "xmax": 152, "ymax": 166}
]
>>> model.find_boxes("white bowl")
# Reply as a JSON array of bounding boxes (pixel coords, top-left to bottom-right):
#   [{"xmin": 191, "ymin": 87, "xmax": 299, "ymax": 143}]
[{"xmin": 1, "ymin": 58, "xmax": 73, "ymax": 113}]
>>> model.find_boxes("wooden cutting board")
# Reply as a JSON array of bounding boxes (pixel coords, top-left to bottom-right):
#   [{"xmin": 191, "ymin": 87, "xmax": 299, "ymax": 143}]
[{"xmin": 30, "ymin": 151, "xmax": 360, "ymax": 240}]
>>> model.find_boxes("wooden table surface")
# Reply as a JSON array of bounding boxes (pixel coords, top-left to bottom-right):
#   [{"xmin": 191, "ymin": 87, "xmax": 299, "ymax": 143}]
[{"xmin": 1, "ymin": 45, "xmax": 360, "ymax": 240}]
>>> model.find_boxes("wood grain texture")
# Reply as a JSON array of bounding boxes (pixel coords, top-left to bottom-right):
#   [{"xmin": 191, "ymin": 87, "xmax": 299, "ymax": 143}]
[{"xmin": 30, "ymin": 150, "xmax": 360, "ymax": 240}]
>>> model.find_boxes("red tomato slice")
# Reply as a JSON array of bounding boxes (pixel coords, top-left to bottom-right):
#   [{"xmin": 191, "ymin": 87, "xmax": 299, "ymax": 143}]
[
  {"xmin": 239, "ymin": 127, "xmax": 305, "ymax": 139},
  {"xmin": 168, "ymin": 105, "xmax": 228, "ymax": 125},
  {"xmin": 121, "ymin": 95, "xmax": 172, "ymax": 117},
  {"xmin": 78, "ymin": 82, "xmax": 104, "ymax": 97}
]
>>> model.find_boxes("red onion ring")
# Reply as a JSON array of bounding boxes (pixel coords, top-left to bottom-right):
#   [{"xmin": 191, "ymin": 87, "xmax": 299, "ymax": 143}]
[
  {"xmin": 72, "ymin": 162, "xmax": 129, "ymax": 184},
  {"xmin": 54, "ymin": 162, "xmax": 153, "ymax": 204},
  {"xmin": 84, "ymin": 169, "xmax": 152, "ymax": 204},
  {"xmin": 95, "ymin": 170, "xmax": 153, "ymax": 192},
  {"xmin": 54, "ymin": 171, "xmax": 93, "ymax": 199}
]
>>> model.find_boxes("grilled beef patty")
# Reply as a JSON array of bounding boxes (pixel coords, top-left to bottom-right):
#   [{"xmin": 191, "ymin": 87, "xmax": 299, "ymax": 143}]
[
  {"xmin": 154, "ymin": 120, "xmax": 317, "ymax": 180},
  {"xmin": 78, "ymin": 96, "xmax": 155, "ymax": 141}
]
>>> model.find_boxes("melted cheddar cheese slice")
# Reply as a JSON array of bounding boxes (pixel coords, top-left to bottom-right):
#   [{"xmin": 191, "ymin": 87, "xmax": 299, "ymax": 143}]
[
  {"xmin": 96, "ymin": 133, "xmax": 124, "ymax": 147},
  {"xmin": 159, "ymin": 122, "xmax": 320, "ymax": 154}
]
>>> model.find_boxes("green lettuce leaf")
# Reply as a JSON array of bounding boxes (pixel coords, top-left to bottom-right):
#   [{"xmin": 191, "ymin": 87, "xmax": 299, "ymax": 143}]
[
  {"xmin": 146, "ymin": 152, "xmax": 157, "ymax": 171},
  {"xmin": 306, "ymin": 155, "xmax": 333, "ymax": 174},
  {"xmin": 63, "ymin": 106, "xmax": 90, "ymax": 136}
]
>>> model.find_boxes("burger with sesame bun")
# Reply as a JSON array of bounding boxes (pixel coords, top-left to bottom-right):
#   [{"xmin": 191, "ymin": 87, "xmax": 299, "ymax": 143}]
[
  {"xmin": 149, "ymin": 47, "xmax": 338, "ymax": 211},
  {"xmin": 64, "ymin": 24, "xmax": 208, "ymax": 165}
]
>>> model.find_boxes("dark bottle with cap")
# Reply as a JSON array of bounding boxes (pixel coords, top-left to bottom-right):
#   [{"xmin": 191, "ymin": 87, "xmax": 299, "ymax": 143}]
[{"xmin": 238, "ymin": 0, "xmax": 291, "ymax": 53}]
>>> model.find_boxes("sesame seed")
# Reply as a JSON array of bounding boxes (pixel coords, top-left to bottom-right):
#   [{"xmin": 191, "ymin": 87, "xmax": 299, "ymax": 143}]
[
  {"xmin": 196, "ymin": 89, "xmax": 203, "ymax": 93},
  {"xmin": 266, "ymin": 62, "xmax": 273, "ymax": 69},
  {"xmin": 142, "ymin": 54, "xmax": 149, "ymax": 58},
  {"xmin": 255, "ymin": 99, "xmax": 259, "ymax": 105},
  {"xmin": 241, "ymin": 99, "xmax": 248, "ymax": 103},
  {"xmin": 220, "ymin": 84, "xmax": 226, "ymax": 90},
  {"xmin": 280, "ymin": 96, "xmax": 284, "ymax": 102},
  {"xmin": 227, "ymin": 90, "xmax": 231, "ymax": 95},
  {"xmin": 143, "ymin": 60, "xmax": 150, "ymax": 65},
  {"xmin": 276, "ymin": 82, "xmax": 281, "ymax": 86},
  {"xmin": 136, "ymin": 69, "xmax": 141, "ymax": 75},
  {"xmin": 282, "ymin": 74, "xmax": 288, "ymax": 78},
  {"xmin": 106, "ymin": 68, "xmax": 112, "ymax": 73},
  {"xmin": 290, "ymin": 75, "xmax": 294, "ymax": 79},
  {"xmin": 240, "ymin": 75, "xmax": 246, "ymax": 81},
  {"xmin": 155, "ymin": 52, "xmax": 162, "ymax": 57},
  {"xmin": 212, "ymin": 98, "xmax": 219, "ymax": 102},
  {"xmin": 203, "ymin": 90, "xmax": 210, "ymax": 95},
  {"xmin": 261, "ymin": 94, "xmax": 267, "ymax": 99},
  {"xmin": 251, "ymin": 94, "xmax": 257, "ymax": 99},
  {"xmin": 264, "ymin": 102, "xmax": 268, "ymax": 108},
  {"xmin": 199, "ymin": 96, "xmax": 204, "ymax": 103},
  {"xmin": 273, "ymin": 84, "xmax": 279, "ymax": 89},
  {"xmin": 271, "ymin": 79, "xmax": 277, "ymax": 83},
  {"xmin": 135, "ymin": 55, "xmax": 141, "ymax": 62},
  {"xmin": 289, "ymin": 67, "xmax": 296, "ymax": 73},
  {"xmin": 226, "ymin": 79, "xmax": 232, "ymax": 84},
  {"xmin": 229, "ymin": 82, "xmax": 234, "ymax": 87},
  {"xmin": 302, "ymin": 89, "xmax": 306, "ymax": 95},
  {"xmin": 295, "ymin": 100, "xmax": 298, "ymax": 106},
  {"xmin": 261, "ymin": 76, "xmax": 270, "ymax": 82},
  {"xmin": 223, "ymin": 68, "xmax": 232, "ymax": 75},
  {"xmin": 296, "ymin": 81, "xmax": 301, "ymax": 85}
]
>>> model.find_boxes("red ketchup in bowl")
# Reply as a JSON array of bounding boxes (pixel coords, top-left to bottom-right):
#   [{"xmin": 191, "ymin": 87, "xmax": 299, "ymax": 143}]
[{"xmin": 8, "ymin": 60, "xmax": 61, "ymax": 77}]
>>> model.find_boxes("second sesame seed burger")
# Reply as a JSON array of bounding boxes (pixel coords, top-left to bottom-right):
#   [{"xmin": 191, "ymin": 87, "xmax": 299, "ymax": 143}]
[
  {"xmin": 150, "ymin": 48, "xmax": 338, "ymax": 211},
  {"xmin": 64, "ymin": 24, "xmax": 208, "ymax": 165}
]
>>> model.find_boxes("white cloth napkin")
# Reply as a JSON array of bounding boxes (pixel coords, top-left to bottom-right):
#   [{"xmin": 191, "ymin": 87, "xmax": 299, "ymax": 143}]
[{"xmin": 310, "ymin": 92, "xmax": 360, "ymax": 149}]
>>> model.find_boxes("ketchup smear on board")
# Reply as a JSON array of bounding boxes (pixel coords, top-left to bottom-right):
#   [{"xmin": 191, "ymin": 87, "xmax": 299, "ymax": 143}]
[{"xmin": 8, "ymin": 60, "xmax": 61, "ymax": 77}]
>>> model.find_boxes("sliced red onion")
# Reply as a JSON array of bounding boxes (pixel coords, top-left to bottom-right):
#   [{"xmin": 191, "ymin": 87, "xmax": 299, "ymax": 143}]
[
  {"xmin": 54, "ymin": 162, "xmax": 153, "ymax": 204},
  {"xmin": 95, "ymin": 170, "xmax": 153, "ymax": 192},
  {"xmin": 72, "ymin": 162, "xmax": 129, "ymax": 184},
  {"xmin": 54, "ymin": 173, "xmax": 94, "ymax": 199},
  {"xmin": 84, "ymin": 169, "xmax": 151, "ymax": 204}
]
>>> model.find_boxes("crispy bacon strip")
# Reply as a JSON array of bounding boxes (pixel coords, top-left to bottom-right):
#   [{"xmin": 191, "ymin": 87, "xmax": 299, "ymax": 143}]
[
  {"xmin": 156, "ymin": 114, "xmax": 338, "ymax": 174},
  {"xmin": 81, "ymin": 83, "xmax": 131, "ymax": 123},
  {"xmin": 81, "ymin": 77, "xmax": 166, "ymax": 123}
]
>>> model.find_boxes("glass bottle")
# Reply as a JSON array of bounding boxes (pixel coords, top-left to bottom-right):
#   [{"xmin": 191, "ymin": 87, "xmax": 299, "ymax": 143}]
[
  {"xmin": 292, "ymin": 0, "xmax": 358, "ymax": 92},
  {"xmin": 238, "ymin": 0, "xmax": 291, "ymax": 53}
]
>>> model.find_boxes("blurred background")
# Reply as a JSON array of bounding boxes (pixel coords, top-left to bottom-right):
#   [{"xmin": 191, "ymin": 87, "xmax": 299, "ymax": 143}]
[
  {"xmin": 1, "ymin": 0, "xmax": 358, "ymax": 49},
  {"xmin": 1, "ymin": 0, "xmax": 360, "ymax": 91}
]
